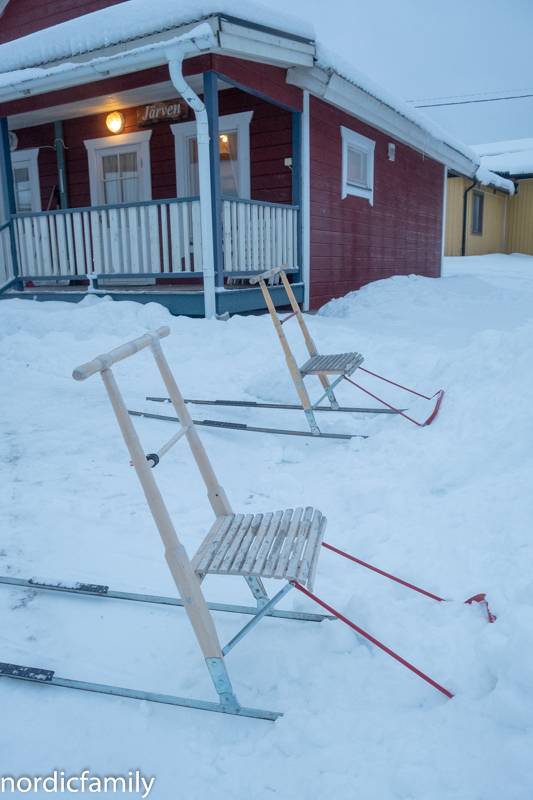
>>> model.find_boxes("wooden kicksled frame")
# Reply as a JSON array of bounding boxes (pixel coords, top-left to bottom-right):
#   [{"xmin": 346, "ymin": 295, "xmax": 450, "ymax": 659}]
[{"xmin": 0, "ymin": 328, "xmax": 332, "ymax": 721}]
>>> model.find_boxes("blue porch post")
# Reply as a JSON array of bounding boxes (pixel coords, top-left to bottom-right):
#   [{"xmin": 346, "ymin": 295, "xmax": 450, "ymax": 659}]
[
  {"xmin": 0, "ymin": 117, "xmax": 20, "ymax": 289},
  {"xmin": 292, "ymin": 111, "xmax": 303, "ymax": 286},
  {"xmin": 203, "ymin": 72, "xmax": 224, "ymax": 289}
]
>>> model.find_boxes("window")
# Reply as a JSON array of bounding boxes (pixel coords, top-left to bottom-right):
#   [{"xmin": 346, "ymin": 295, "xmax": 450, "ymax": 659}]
[
  {"xmin": 341, "ymin": 126, "xmax": 375, "ymax": 204},
  {"xmin": 471, "ymin": 191, "xmax": 484, "ymax": 235},
  {"xmin": 10, "ymin": 148, "xmax": 41, "ymax": 213},
  {"xmin": 84, "ymin": 131, "xmax": 152, "ymax": 206},
  {"xmin": 171, "ymin": 111, "xmax": 253, "ymax": 199}
]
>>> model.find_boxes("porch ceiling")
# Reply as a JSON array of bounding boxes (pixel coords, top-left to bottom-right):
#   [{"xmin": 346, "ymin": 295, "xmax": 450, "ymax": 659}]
[{"xmin": 8, "ymin": 76, "xmax": 232, "ymax": 130}]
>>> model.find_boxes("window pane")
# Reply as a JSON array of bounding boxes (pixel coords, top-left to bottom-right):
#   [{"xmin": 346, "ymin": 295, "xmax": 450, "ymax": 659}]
[
  {"xmin": 102, "ymin": 155, "xmax": 119, "ymax": 181},
  {"xmin": 119, "ymin": 151, "xmax": 138, "ymax": 178},
  {"xmin": 104, "ymin": 179, "xmax": 121, "ymax": 206},
  {"xmin": 121, "ymin": 178, "xmax": 138, "ymax": 204},
  {"xmin": 14, "ymin": 167, "xmax": 32, "ymax": 212},
  {"xmin": 347, "ymin": 146, "xmax": 367, "ymax": 187},
  {"xmin": 219, "ymin": 131, "xmax": 239, "ymax": 197},
  {"xmin": 472, "ymin": 193, "xmax": 484, "ymax": 234}
]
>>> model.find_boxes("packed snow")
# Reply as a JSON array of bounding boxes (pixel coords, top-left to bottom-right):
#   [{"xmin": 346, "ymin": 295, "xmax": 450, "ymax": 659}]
[{"xmin": 1, "ymin": 253, "xmax": 533, "ymax": 798}]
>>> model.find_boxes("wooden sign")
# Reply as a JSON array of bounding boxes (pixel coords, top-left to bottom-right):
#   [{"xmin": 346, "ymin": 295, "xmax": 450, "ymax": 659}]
[{"xmin": 137, "ymin": 100, "xmax": 189, "ymax": 126}]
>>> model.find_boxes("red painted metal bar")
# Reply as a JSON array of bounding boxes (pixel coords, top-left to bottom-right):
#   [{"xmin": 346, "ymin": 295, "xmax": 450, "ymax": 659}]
[
  {"xmin": 343, "ymin": 375, "xmax": 422, "ymax": 426},
  {"xmin": 291, "ymin": 581, "xmax": 454, "ymax": 699},
  {"xmin": 280, "ymin": 310, "xmax": 299, "ymax": 325},
  {"xmin": 423, "ymin": 390, "xmax": 444, "ymax": 426},
  {"xmin": 322, "ymin": 542, "xmax": 445, "ymax": 601},
  {"xmin": 322, "ymin": 542, "xmax": 496, "ymax": 623},
  {"xmin": 358, "ymin": 367, "xmax": 431, "ymax": 400}
]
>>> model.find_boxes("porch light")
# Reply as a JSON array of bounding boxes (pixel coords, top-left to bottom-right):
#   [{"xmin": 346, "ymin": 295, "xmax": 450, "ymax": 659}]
[
  {"xmin": 220, "ymin": 134, "xmax": 228, "ymax": 142},
  {"xmin": 106, "ymin": 112, "xmax": 125, "ymax": 134}
]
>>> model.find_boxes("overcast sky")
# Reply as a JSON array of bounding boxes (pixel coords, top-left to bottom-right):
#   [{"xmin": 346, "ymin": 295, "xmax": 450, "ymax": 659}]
[{"xmin": 270, "ymin": 0, "xmax": 533, "ymax": 145}]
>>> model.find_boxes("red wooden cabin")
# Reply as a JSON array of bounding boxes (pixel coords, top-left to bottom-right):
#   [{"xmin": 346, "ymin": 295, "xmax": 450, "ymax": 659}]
[{"xmin": 0, "ymin": 0, "xmax": 489, "ymax": 316}]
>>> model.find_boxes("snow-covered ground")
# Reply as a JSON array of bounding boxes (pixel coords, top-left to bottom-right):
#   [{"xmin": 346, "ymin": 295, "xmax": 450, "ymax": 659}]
[{"xmin": 1, "ymin": 253, "xmax": 532, "ymax": 799}]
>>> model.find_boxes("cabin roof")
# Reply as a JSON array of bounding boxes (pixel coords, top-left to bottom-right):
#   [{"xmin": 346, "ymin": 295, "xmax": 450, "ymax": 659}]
[{"xmin": 0, "ymin": 0, "xmax": 512, "ymax": 187}]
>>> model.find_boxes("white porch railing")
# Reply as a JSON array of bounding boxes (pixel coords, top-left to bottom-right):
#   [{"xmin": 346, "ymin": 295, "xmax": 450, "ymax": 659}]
[
  {"xmin": 222, "ymin": 198, "xmax": 298, "ymax": 273},
  {"xmin": 13, "ymin": 197, "xmax": 202, "ymax": 278},
  {"xmin": 11, "ymin": 197, "xmax": 299, "ymax": 280}
]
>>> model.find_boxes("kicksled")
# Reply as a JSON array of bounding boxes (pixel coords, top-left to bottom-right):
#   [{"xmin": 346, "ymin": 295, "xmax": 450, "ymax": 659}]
[
  {"xmin": 0, "ymin": 329, "xmax": 489, "ymax": 720},
  {"xmin": 129, "ymin": 265, "xmax": 444, "ymax": 441}
]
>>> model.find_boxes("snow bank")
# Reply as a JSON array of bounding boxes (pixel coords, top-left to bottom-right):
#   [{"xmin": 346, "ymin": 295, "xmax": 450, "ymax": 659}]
[{"xmin": 1, "ymin": 255, "xmax": 533, "ymax": 798}]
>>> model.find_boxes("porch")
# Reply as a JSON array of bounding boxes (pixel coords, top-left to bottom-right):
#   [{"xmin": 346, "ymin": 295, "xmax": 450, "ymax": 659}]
[
  {"xmin": 0, "ymin": 26, "xmax": 308, "ymax": 317},
  {"xmin": 0, "ymin": 194, "xmax": 301, "ymax": 316}
]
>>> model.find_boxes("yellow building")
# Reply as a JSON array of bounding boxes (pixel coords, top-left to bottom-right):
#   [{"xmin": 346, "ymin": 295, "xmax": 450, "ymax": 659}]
[{"xmin": 445, "ymin": 139, "xmax": 533, "ymax": 257}]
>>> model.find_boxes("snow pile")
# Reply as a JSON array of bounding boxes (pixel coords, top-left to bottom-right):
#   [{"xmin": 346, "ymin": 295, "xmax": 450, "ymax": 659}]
[
  {"xmin": 472, "ymin": 138, "xmax": 533, "ymax": 178},
  {"xmin": 1, "ymin": 254, "xmax": 533, "ymax": 798}
]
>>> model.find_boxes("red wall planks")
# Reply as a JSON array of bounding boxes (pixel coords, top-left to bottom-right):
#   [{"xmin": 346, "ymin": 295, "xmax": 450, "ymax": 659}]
[
  {"xmin": 0, "ymin": 0, "xmax": 129, "ymax": 45},
  {"xmin": 308, "ymin": 96, "xmax": 443, "ymax": 309}
]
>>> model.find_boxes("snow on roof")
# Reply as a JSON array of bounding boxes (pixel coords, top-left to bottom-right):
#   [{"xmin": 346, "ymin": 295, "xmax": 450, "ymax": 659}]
[
  {"xmin": 471, "ymin": 139, "xmax": 533, "ymax": 177},
  {"xmin": 314, "ymin": 44, "xmax": 478, "ymax": 166},
  {"xmin": 475, "ymin": 166, "xmax": 515, "ymax": 194},
  {"xmin": 0, "ymin": 0, "xmax": 313, "ymax": 73},
  {"xmin": 0, "ymin": 0, "xmax": 514, "ymax": 188}
]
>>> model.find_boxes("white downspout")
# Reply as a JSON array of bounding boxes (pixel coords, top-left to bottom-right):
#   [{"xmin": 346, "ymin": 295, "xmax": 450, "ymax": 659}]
[
  {"xmin": 166, "ymin": 43, "xmax": 216, "ymax": 319},
  {"xmin": 302, "ymin": 90, "xmax": 311, "ymax": 310}
]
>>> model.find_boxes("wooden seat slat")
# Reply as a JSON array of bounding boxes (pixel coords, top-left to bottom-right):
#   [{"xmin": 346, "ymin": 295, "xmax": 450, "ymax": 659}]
[
  {"xmin": 252, "ymin": 509, "xmax": 290, "ymax": 577},
  {"xmin": 229, "ymin": 513, "xmax": 264, "ymax": 574},
  {"xmin": 219, "ymin": 514, "xmax": 254, "ymax": 573},
  {"xmin": 240, "ymin": 512, "xmax": 276, "ymax": 574},
  {"xmin": 296, "ymin": 512, "xmax": 323, "ymax": 586},
  {"xmin": 193, "ymin": 514, "xmax": 235, "ymax": 574},
  {"xmin": 275, "ymin": 506, "xmax": 313, "ymax": 579},
  {"xmin": 209, "ymin": 514, "xmax": 246, "ymax": 572},
  {"xmin": 263, "ymin": 507, "xmax": 302, "ymax": 578}
]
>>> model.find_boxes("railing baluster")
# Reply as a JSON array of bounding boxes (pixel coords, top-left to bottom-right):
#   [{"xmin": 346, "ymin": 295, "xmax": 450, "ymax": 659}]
[
  {"xmin": 169, "ymin": 202, "xmax": 182, "ymax": 272},
  {"xmin": 72, "ymin": 212, "xmax": 86, "ymax": 275},
  {"xmin": 222, "ymin": 200, "xmax": 232, "ymax": 273},
  {"xmin": 148, "ymin": 204, "xmax": 160, "ymax": 272},
  {"xmin": 83, "ymin": 212, "xmax": 92, "ymax": 275},
  {"xmin": 191, "ymin": 200, "xmax": 202, "ymax": 272},
  {"xmin": 90, "ymin": 211, "xmax": 102, "ymax": 274},
  {"xmin": 161, "ymin": 204, "xmax": 169, "ymax": 273}
]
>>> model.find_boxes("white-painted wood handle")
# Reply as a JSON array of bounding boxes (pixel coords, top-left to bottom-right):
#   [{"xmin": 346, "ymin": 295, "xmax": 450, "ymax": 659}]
[
  {"xmin": 249, "ymin": 264, "xmax": 288, "ymax": 285},
  {"xmin": 72, "ymin": 327, "xmax": 170, "ymax": 381}
]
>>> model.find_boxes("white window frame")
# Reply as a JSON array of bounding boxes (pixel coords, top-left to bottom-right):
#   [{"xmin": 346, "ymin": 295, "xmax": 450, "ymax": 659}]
[
  {"xmin": 84, "ymin": 130, "xmax": 152, "ymax": 207},
  {"xmin": 171, "ymin": 111, "xmax": 253, "ymax": 199},
  {"xmin": 341, "ymin": 126, "xmax": 375, "ymax": 205},
  {"xmin": 11, "ymin": 148, "xmax": 41, "ymax": 212}
]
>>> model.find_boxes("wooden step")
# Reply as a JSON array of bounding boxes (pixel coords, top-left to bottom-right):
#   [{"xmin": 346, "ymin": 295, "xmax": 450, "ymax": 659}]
[{"xmin": 299, "ymin": 352, "xmax": 363, "ymax": 377}]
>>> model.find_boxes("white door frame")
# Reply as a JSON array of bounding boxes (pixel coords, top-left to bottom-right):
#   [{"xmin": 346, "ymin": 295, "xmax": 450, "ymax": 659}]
[
  {"xmin": 171, "ymin": 111, "xmax": 253, "ymax": 199},
  {"xmin": 84, "ymin": 130, "xmax": 152, "ymax": 206}
]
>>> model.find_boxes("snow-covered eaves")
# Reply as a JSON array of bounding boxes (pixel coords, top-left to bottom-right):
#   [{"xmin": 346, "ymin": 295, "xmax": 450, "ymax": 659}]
[
  {"xmin": 471, "ymin": 139, "xmax": 533, "ymax": 178},
  {"xmin": 0, "ymin": 0, "xmax": 482, "ymax": 178},
  {"xmin": 286, "ymin": 47, "xmax": 480, "ymax": 178},
  {"xmin": 475, "ymin": 167, "xmax": 515, "ymax": 195}
]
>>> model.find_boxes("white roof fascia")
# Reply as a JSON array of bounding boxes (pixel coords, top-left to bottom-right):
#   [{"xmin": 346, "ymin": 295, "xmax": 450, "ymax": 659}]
[
  {"xmin": 287, "ymin": 65, "xmax": 478, "ymax": 177},
  {"xmin": 217, "ymin": 18, "xmax": 314, "ymax": 68}
]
